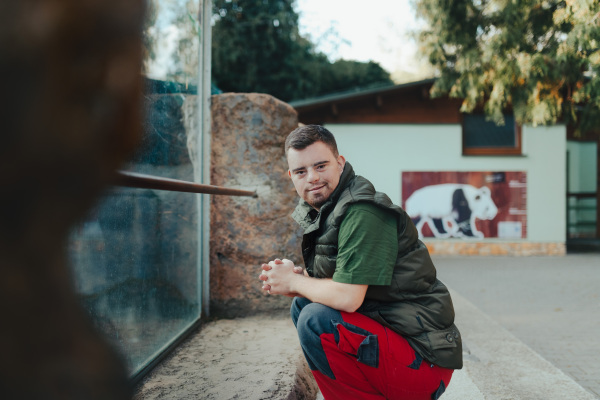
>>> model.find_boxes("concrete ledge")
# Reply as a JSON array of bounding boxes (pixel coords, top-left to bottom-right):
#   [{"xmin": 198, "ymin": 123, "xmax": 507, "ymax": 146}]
[
  {"xmin": 133, "ymin": 313, "xmax": 318, "ymax": 400},
  {"xmin": 444, "ymin": 289, "xmax": 595, "ymax": 400},
  {"xmin": 424, "ymin": 241, "xmax": 566, "ymax": 256}
]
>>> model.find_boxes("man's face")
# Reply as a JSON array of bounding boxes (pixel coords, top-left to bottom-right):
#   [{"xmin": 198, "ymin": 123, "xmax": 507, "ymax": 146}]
[{"xmin": 287, "ymin": 141, "xmax": 345, "ymax": 210}]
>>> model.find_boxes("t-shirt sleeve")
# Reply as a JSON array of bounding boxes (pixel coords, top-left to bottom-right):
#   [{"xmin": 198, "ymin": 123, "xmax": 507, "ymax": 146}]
[{"xmin": 332, "ymin": 202, "xmax": 398, "ymax": 285}]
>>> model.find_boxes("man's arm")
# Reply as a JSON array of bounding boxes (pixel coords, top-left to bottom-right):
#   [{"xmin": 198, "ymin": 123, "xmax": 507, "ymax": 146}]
[{"xmin": 260, "ymin": 259, "xmax": 367, "ymax": 313}]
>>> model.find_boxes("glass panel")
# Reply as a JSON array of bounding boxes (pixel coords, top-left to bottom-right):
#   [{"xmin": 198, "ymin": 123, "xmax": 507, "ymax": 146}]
[
  {"xmin": 567, "ymin": 141, "xmax": 598, "ymax": 239},
  {"xmin": 463, "ymin": 114, "xmax": 516, "ymax": 148},
  {"xmin": 567, "ymin": 196, "xmax": 597, "ymax": 239},
  {"xmin": 144, "ymin": 0, "xmax": 200, "ymax": 88},
  {"xmin": 68, "ymin": 0, "xmax": 203, "ymax": 376},
  {"xmin": 567, "ymin": 141, "xmax": 598, "ymax": 193},
  {"xmin": 131, "ymin": 0, "xmax": 202, "ymax": 178},
  {"xmin": 69, "ymin": 185, "xmax": 199, "ymax": 374}
]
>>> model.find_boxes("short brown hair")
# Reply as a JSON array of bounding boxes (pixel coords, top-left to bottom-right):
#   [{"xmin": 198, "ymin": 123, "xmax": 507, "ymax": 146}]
[{"xmin": 285, "ymin": 125, "xmax": 339, "ymax": 157}]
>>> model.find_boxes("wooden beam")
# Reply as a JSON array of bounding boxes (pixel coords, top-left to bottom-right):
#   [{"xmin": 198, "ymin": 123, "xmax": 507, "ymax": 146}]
[{"xmin": 114, "ymin": 171, "xmax": 258, "ymax": 197}]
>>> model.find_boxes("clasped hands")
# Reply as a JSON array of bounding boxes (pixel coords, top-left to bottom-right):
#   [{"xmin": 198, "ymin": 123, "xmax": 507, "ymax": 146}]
[{"xmin": 259, "ymin": 258, "xmax": 304, "ymax": 297}]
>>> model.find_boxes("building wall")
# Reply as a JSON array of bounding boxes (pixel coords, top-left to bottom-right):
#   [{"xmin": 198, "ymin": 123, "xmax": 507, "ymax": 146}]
[{"xmin": 328, "ymin": 123, "xmax": 567, "ymax": 253}]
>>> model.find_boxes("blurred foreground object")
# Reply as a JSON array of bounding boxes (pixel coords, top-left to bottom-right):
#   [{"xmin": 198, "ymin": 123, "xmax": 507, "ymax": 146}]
[{"xmin": 0, "ymin": 0, "xmax": 145, "ymax": 398}]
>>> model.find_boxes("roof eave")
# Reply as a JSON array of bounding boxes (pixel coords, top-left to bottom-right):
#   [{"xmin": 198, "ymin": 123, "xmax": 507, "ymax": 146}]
[{"xmin": 289, "ymin": 78, "xmax": 437, "ymax": 109}]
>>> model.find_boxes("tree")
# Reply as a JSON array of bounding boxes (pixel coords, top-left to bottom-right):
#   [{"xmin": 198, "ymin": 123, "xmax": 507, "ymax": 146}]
[
  {"xmin": 143, "ymin": 0, "xmax": 201, "ymax": 89},
  {"xmin": 211, "ymin": 0, "xmax": 393, "ymax": 102},
  {"xmin": 170, "ymin": 0, "xmax": 201, "ymax": 88},
  {"xmin": 323, "ymin": 60, "xmax": 395, "ymax": 94},
  {"xmin": 416, "ymin": 0, "xmax": 600, "ymax": 134}
]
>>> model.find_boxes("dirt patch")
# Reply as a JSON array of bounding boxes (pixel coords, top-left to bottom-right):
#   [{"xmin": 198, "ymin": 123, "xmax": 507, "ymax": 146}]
[{"xmin": 133, "ymin": 313, "xmax": 318, "ymax": 399}]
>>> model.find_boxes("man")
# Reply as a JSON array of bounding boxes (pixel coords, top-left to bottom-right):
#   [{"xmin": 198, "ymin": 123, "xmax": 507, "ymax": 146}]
[{"xmin": 259, "ymin": 125, "xmax": 462, "ymax": 400}]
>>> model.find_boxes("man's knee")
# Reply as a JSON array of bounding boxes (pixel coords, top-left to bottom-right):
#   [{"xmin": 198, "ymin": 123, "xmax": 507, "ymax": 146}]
[
  {"xmin": 290, "ymin": 296, "xmax": 313, "ymax": 326},
  {"xmin": 296, "ymin": 302, "xmax": 340, "ymax": 343},
  {"xmin": 293, "ymin": 302, "xmax": 340, "ymax": 379}
]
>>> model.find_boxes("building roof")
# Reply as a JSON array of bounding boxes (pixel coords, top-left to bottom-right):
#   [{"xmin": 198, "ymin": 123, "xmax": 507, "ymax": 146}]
[
  {"xmin": 289, "ymin": 78, "xmax": 437, "ymax": 108},
  {"xmin": 289, "ymin": 78, "xmax": 462, "ymax": 125}
]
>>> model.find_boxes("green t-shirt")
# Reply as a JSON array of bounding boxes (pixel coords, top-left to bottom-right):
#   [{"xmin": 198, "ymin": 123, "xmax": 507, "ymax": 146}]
[{"xmin": 332, "ymin": 202, "xmax": 398, "ymax": 285}]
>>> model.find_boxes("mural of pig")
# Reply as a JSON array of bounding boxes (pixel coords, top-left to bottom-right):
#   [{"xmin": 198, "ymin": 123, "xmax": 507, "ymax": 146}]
[{"xmin": 405, "ymin": 184, "xmax": 498, "ymax": 239}]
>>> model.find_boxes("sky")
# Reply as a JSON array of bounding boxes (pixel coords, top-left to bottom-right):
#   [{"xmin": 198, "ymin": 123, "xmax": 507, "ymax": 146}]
[
  {"xmin": 294, "ymin": 0, "xmax": 434, "ymax": 82},
  {"xmin": 147, "ymin": 0, "xmax": 434, "ymax": 83}
]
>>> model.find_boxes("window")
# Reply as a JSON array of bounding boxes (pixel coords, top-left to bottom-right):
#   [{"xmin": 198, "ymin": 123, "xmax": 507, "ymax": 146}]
[
  {"xmin": 68, "ymin": 0, "xmax": 209, "ymax": 383},
  {"xmin": 462, "ymin": 113, "xmax": 522, "ymax": 155}
]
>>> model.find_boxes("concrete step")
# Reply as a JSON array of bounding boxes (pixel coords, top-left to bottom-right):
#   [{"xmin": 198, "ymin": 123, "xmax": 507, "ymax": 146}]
[{"xmin": 443, "ymin": 289, "xmax": 595, "ymax": 400}]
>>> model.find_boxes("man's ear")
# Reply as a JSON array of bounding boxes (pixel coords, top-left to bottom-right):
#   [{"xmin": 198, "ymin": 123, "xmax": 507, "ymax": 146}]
[
  {"xmin": 337, "ymin": 155, "xmax": 346, "ymax": 173},
  {"xmin": 288, "ymin": 169, "xmax": 292, "ymax": 179}
]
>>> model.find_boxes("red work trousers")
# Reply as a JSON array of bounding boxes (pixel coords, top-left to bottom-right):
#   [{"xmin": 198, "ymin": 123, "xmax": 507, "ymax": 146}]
[{"xmin": 291, "ymin": 297, "xmax": 453, "ymax": 400}]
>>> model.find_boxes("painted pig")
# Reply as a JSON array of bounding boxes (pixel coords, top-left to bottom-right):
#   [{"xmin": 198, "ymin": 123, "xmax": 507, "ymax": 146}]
[{"xmin": 405, "ymin": 184, "xmax": 498, "ymax": 238}]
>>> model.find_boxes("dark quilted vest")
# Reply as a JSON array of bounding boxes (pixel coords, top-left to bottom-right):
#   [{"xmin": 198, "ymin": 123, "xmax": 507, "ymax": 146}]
[{"xmin": 291, "ymin": 162, "xmax": 463, "ymax": 369}]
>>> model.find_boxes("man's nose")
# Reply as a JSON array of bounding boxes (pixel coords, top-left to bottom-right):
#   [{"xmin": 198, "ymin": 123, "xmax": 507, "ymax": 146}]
[{"xmin": 307, "ymin": 168, "xmax": 319, "ymax": 182}]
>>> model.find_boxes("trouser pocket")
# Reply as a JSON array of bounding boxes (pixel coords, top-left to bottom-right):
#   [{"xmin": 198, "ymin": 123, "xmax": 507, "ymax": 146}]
[{"xmin": 332, "ymin": 320, "xmax": 379, "ymax": 368}]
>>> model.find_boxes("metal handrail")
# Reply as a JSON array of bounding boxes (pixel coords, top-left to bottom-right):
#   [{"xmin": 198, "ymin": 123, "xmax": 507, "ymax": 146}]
[{"xmin": 114, "ymin": 171, "xmax": 257, "ymax": 197}]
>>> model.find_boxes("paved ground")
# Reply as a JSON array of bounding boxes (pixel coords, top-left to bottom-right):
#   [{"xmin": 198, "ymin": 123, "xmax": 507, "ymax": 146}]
[
  {"xmin": 433, "ymin": 253, "xmax": 600, "ymax": 398},
  {"xmin": 134, "ymin": 253, "xmax": 600, "ymax": 399}
]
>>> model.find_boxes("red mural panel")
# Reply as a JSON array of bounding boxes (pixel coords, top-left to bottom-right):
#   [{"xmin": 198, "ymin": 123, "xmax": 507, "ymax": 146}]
[{"xmin": 401, "ymin": 172, "xmax": 527, "ymax": 239}]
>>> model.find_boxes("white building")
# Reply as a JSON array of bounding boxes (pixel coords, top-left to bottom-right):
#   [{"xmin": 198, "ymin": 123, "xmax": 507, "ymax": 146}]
[{"xmin": 291, "ymin": 79, "xmax": 599, "ymax": 255}]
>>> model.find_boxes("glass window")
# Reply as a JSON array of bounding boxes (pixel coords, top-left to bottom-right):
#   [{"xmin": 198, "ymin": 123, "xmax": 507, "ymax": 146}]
[
  {"xmin": 567, "ymin": 141, "xmax": 598, "ymax": 239},
  {"xmin": 68, "ymin": 0, "xmax": 205, "ymax": 379},
  {"xmin": 69, "ymin": 186, "xmax": 199, "ymax": 374},
  {"xmin": 462, "ymin": 113, "xmax": 522, "ymax": 155}
]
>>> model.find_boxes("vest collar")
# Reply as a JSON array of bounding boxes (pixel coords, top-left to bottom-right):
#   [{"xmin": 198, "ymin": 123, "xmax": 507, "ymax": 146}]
[{"xmin": 291, "ymin": 162, "xmax": 356, "ymax": 234}]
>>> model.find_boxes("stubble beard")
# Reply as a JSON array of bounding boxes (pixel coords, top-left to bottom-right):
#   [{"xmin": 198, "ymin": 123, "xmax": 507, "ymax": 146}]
[
  {"xmin": 308, "ymin": 197, "xmax": 327, "ymax": 210},
  {"xmin": 305, "ymin": 186, "xmax": 332, "ymax": 210}
]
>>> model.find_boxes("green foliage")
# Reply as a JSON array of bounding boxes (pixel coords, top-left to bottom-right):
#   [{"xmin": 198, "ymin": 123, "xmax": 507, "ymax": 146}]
[
  {"xmin": 211, "ymin": 0, "xmax": 393, "ymax": 102},
  {"xmin": 324, "ymin": 60, "xmax": 395, "ymax": 94},
  {"xmin": 142, "ymin": 0, "xmax": 159, "ymax": 70},
  {"xmin": 142, "ymin": 0, "xmax": 201, "ymax": 88},
  {"xmin": 170, "ymin": 1, "xmax": 201, "ymax": 87},
  {"xmin": 416, "ymin": 0, "xmax": 600, "ymax": 134}
]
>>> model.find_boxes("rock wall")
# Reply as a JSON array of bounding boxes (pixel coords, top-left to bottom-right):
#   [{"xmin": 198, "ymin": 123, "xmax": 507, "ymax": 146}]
[{"xmin": 209, "ymin": 93, "xmax": 303, "ymax": 317}]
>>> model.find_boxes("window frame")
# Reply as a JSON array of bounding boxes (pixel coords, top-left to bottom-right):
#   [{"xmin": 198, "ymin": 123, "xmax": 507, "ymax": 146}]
[{"xmin": 461, "ymin": 113, "xmax": 522, "ymax": 156}]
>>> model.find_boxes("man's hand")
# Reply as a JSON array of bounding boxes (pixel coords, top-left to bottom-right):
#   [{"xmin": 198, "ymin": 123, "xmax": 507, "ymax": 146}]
[
  {"xmin": 259, "ymin": 259, "xmax": 303, "ymax": 297},
  {"xmin": 258, "ymin": 258, "xmax": 368, "ymax": 313}
]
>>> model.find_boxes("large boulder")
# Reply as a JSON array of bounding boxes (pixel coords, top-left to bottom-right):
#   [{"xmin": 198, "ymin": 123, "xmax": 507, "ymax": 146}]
[{"xmin": 210, "ymin": 93, "xmax": 303, "ymax": 317}]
